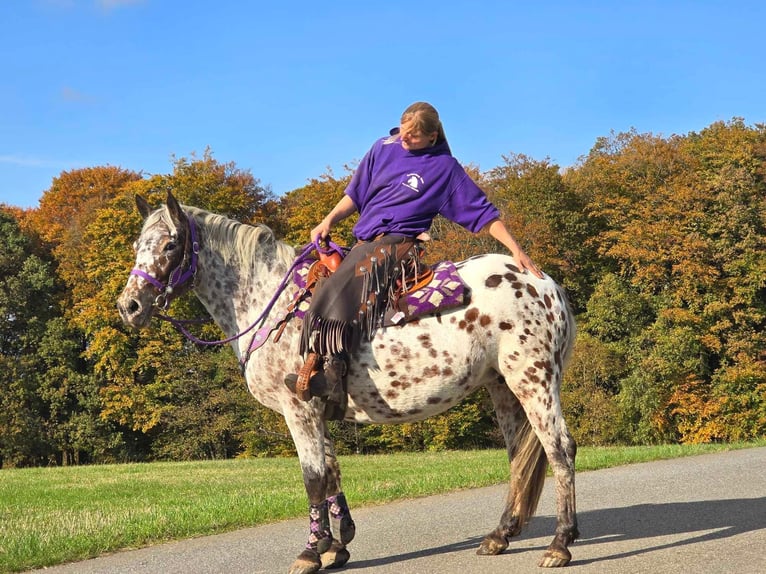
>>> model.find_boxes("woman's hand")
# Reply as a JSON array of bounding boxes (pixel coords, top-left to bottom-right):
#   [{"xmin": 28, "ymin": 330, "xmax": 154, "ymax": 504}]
[
  {"xmin": 512, "ymin": 249, "xmax": 544, "ymax": 279},
  {"xmin": 310, "ymin": 221, "xmax": 332, "ymax": 244}
]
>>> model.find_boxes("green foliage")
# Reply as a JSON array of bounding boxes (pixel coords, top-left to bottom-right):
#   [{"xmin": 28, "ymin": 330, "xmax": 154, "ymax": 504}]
[
  {"xmin": 0, "ymin": 211, "xmax": 59, "ymax": 466},
  {"xmin": 561, "ymin": 333, "xmax": 622, "ymax": 445},
  {"xmin": 575, "ymin": 120, "xmax": 766, "ymax": 444}
]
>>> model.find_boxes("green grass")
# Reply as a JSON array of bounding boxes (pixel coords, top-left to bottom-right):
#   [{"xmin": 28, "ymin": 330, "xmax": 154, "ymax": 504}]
[{"xmin": 1, "ymin": 441, "xmax": 763, "ymax": 572}]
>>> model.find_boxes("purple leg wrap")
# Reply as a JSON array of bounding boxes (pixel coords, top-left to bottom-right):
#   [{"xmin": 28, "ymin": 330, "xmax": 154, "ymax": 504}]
[
  {"xmin": 327, "ymin": 493, "xmax": 350, "ymax": 520},
  {"xmin": 307, "ymin": 500, "xmax": 332, "ymax": 553},
  {"xmin": 327, "ymin": 492, "xmax": 356, "ymax": 545}
]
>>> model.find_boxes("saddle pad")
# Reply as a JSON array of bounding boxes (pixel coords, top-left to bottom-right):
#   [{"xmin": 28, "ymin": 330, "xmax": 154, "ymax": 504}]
[{"xmin": 383, "ymin": 260, "xmax": 470, "ymax": 326}]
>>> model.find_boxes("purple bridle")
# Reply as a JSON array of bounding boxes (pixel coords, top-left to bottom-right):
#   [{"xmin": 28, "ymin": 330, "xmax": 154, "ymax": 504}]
[{"xmin": 130, "ymin": 213, "xmax": 200, "ymax": 310}]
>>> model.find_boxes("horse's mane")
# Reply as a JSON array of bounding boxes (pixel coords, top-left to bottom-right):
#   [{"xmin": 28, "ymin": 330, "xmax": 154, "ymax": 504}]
[{"xmin": 150, "ymin": 204, "xmax": 296, "ymax": 269}]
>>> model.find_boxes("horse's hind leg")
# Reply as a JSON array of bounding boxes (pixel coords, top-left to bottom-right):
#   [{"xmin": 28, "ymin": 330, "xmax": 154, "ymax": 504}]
[
  {"xmin": 478, "ymin": 375, "xmax": 548, "ymax": 556},
  {"xmin": 506, "ymin": 360, "xmax": 579, "ymax": 567},
  {"xmin": 320, "ymin": 430, "xmax": 355, "ymax": 570}
]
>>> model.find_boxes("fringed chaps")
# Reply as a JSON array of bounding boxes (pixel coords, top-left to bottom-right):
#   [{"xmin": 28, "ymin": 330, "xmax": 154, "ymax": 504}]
[{"xmin": 299, "ymin": 235, "xmax": 419, "ymax": 357}]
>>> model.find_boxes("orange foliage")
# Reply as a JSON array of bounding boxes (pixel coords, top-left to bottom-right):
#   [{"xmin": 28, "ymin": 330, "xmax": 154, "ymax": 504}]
[{"xmin": 669, "ymin": 376, "xmax": 727, "ymax": 443}]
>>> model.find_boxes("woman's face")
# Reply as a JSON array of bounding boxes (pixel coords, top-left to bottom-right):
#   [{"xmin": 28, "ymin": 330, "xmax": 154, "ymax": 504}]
[{"xmin": 399, "ymin": 123, "xmax": 437, "ymax": 151}]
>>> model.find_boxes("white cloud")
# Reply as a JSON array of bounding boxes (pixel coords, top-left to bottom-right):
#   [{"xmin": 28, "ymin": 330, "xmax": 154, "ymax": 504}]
[
  {"xmin": 60, "ymin": 86, "xmax": 95, "ymax": 104},
  {"xmin": 0, "ymin": 155, "xmax": 72, "ymax": 169},
  {"xmin": 96, "ymin": 0, "xmax": 145, "ymax": 10}
]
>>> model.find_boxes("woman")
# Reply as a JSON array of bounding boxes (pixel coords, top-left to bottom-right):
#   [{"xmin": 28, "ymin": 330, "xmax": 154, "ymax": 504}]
[{"xmin": 287, "ymin": 102, "xmax": 543, "ymax": 419}]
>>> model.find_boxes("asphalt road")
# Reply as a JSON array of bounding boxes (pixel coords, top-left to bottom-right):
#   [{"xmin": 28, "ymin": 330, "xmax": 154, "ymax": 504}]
[{"xmin": 34, "ymin": 447, "xmax": 766, "ymax": 574}]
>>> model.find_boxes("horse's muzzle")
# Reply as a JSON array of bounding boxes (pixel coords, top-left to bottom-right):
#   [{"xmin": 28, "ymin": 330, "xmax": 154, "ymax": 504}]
[{"xmin": 117, "ymin": 289, "xmax": 153, "ymax": 328}]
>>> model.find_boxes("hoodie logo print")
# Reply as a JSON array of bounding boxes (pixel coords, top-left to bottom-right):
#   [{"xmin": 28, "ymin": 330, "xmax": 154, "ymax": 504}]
[{"xmin": 403, "ymin": 173, "xmax": 424, "ymax": 192}]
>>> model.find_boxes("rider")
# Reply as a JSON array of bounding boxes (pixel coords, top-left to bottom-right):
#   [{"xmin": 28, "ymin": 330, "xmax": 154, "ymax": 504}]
[{"xmin": 286, "ymin": 101, "xmax": 543, "ymax": 419}]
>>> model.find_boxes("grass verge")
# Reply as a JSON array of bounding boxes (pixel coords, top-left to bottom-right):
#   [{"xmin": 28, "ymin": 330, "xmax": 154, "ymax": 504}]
[{"xmin": 1, "ymin": 441, "xmax": 763, "ymax": 572}]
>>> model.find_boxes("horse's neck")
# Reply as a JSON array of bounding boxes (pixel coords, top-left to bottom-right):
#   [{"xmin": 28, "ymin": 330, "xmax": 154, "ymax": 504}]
[{"xmin": 193, "ymin": 234, "xmax": 293, "ymax": 342}]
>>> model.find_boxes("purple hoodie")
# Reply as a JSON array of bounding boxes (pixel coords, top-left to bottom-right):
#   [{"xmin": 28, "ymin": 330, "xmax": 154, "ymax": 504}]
[{"xmin": 346, "ymin": 132, "xmax": 500, "ymax": 241}]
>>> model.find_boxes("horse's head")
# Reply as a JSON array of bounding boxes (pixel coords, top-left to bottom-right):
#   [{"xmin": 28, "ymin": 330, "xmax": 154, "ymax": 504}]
[{"xmin": 117, "ymin": 192, "xmax": 199, "ymax": 329}]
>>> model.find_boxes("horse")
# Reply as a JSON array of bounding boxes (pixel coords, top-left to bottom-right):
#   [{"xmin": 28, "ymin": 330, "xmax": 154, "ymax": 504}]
[{"xmin": 117, "ymin": 192, "xmax": 579, "ymax": 573}]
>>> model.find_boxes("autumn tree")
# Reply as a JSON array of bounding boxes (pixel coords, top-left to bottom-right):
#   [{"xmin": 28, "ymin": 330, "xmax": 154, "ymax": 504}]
[
  {"xmin": 77, "ymin": 153, "xmax": 282, "ymax": 458},
  {"xmin": 278, "ymin": 169, "xmax": 355, "ymax": 247},
  {"xmin": 569, "ymin": 121, "xmax": 766, "ymax": 443}
]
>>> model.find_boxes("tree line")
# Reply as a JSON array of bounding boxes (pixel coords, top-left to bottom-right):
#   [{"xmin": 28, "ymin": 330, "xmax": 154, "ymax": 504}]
[{"xmin": 1, "ymin": 119, "xmax": 764, "ymax": 467}]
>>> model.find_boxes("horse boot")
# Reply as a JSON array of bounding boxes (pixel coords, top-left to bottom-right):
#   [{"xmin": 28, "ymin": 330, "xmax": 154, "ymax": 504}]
[{"xmin": 322, "ymin": 353, "xmax": 348, "ymax": 421}]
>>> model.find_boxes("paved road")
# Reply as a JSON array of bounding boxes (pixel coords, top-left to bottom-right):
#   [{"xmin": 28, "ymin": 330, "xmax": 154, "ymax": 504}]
[{"xmin": 35, "ymin": 448, "xmax": 766, "ymax": 574}]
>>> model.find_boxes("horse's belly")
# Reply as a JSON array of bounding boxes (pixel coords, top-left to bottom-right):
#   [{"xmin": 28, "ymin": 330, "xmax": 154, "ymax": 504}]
[{"xmin": 345, "ymin": 327, "xmax": 491, "ymax": 424}]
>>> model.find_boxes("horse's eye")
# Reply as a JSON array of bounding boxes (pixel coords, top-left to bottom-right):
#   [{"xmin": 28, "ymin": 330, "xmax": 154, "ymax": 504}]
[{"xmin": 164, "ymin": 242, "xmax": 177, "ymax": 252}]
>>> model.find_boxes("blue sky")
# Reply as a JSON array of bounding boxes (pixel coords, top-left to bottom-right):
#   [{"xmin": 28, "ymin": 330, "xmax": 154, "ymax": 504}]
[{"xmin": 1, "ymin": 0, "xmax": 764, "ymax": 209}]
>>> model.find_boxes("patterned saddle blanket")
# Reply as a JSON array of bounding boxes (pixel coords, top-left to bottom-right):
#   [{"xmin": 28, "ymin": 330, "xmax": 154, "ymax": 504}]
[{"xmin": 247, "ymin": 260, "xmax": 471, "ymax": 353}]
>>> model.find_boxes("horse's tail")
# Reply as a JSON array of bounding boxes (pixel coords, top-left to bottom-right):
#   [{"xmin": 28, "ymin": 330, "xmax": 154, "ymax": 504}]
[
  {"xmin": 558, "ymin": 283, "xmax": 578, "ymax": 373},
  {"xmin": 508, "ymin": 414, "xmax": 548, "ymax": 528}
]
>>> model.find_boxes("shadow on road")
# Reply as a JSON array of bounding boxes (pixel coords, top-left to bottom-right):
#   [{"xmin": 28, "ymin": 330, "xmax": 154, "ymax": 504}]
[
  {"xmin": 343, "ymin": 497, "xmax": 766, "ymax": 570},
  {"xmin": 567, "ymin": 496, "xmax": 766, "ymax": 566},
  {"xmin": 341, "ymin": 536, "xmax": 486, "ymax": 571}
]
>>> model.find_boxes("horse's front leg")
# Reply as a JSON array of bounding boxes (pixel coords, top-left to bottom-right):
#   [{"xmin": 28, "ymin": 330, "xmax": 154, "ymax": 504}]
[
  {"xmin": 320, "ymin": 430, "xmax": 355, "ymax": 570},
  {"xmin": 283, "ymin": 404, "xmax": 333, "ymax": 574}
]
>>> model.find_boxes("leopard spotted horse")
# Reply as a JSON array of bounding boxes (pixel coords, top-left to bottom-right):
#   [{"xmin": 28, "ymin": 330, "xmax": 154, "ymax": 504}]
[{"xmin": 117, "ymin": 192, "xmax": 579, "ymax": 573}]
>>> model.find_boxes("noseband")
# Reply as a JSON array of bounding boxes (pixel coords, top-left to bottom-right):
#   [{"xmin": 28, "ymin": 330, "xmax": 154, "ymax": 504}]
[{"xmin": 130, "ymin": 214, "xmax": 200, "ymax": 310}]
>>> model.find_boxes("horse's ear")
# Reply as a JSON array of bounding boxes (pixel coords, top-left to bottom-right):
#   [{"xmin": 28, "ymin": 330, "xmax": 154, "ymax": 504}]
[
  {"xmin": 165, "ymin": 191, "xmax": 185, "ymax": 227},
  {"xmin": 135, "ymin": 195, "xmax": 152, "ymax": 220}
]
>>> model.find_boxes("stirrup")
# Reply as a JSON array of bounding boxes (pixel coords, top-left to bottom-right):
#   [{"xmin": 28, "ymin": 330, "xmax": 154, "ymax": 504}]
[{"xmin": 294, "ymin": 352, "xmax": 320, "ymax": 401}]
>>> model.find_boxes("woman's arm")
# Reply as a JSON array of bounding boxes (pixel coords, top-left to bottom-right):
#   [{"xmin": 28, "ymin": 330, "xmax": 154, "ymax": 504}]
[
  {"xmin": 310, "ymin": 195, "xmax": 358, "ymax": 243},
  {"xmin": 485, "ymin": 219, "xmax": 544, "ymax": 278}
]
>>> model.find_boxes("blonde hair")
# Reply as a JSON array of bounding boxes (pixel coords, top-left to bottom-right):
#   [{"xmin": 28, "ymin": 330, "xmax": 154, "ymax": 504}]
[{"xmin": 400, "ymin": 101, "xmax": 447, "ymax": 146}]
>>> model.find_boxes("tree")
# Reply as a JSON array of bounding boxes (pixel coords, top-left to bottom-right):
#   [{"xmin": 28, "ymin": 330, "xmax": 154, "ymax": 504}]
[
  {"xmin": 75, "ymin": 153, "xmax": 284, "ymax": 458},
  {"xmin": 278, "ymin": 169, "xmax": 355, "ymax": 247},
  {"xmin": 0, "ymin": 210, "xmax": 58, "ymax": 466},
  {"xmin": 569, "ymin": 121, "xmax": 766, "ymax": 443}
]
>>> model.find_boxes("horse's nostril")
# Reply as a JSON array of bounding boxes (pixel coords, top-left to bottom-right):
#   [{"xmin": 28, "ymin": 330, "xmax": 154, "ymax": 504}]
[{"xmin": 127, "ymin": 299, "xmax": 140, "ymax": 315}]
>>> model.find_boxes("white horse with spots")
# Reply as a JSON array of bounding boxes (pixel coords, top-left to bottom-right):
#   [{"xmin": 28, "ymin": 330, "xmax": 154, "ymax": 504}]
[{"xmin": 118, "ymin": 193, "xmax": 579, "ymax": 573}]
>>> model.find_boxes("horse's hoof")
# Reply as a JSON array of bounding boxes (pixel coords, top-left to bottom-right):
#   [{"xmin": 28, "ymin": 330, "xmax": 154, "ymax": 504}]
[
  {"xmin": 476, "ymin": 533, "xmax": 508, "ymax": 555},
  {"xmin": 288, "ymin": 549, "xmax": 321, "ymax": 574},
  {"xmin": 321, "ymin": 539, "xmax": 351, "ymax": 569},
  {"xmin": 538, "ymin": 546, "xmax": 572, "ymax": 567}
]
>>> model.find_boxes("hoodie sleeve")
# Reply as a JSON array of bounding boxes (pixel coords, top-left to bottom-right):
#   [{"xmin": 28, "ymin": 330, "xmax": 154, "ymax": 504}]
[{"xmin": 439, "ymin": 168, "xmax": 500, "ymax": 233}]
